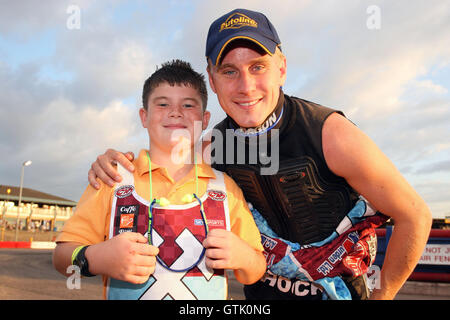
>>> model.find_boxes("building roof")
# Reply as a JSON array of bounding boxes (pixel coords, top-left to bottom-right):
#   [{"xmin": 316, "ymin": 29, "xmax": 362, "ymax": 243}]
[{"xmin": 0, "ymin": 185, "xmax": 77, "ymax": 207}]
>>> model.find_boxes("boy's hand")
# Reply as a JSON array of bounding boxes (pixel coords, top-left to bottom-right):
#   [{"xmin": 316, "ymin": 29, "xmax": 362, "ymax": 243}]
[
  {"xmin": 88, "ymin": 149, "xmax": 135, "ymax": 189},
  {"xmin": 86, "ymin": 232, "xmax": 158, "ymax": 284},
  {"xmin": 202, "ymin": 228, "xmax": 251, "ymax": 270}
]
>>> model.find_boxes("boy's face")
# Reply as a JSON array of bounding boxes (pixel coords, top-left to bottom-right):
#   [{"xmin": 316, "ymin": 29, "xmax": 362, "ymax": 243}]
[{"xmin": 139, "ymin": 82, "xmax": 210, "ymax": 154}]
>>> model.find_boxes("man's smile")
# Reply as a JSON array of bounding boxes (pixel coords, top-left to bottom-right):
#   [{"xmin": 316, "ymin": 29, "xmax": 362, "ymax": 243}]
[
  {"xmin": 163, "ymin": 124, "xmax": 187, "ymax": 129},
  {"xmin": 234, "ymin": 98, "xmax": 263, "ymax": 109}
]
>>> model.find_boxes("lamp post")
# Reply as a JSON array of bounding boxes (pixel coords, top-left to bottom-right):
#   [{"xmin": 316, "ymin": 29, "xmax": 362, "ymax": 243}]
[{"xmin": 15, "ymin": 160, "xmax": 32, "ymax": 241}]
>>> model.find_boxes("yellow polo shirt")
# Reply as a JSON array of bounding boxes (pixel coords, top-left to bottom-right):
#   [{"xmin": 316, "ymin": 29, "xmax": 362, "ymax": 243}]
[{"xmin": 57, "ymin": 149, "xmax": 264, "ymax": 294}]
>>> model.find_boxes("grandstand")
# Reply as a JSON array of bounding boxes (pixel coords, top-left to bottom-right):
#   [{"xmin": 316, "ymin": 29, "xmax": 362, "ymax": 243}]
[{"xmin": 0, "ymin": 185, "xmax": 76, "ymax": 233}]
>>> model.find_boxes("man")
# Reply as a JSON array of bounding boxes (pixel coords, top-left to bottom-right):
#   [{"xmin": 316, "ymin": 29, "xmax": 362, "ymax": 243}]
[{"xmin": 88, "ymin": 9, "xmax": 431, "ymax": 300}]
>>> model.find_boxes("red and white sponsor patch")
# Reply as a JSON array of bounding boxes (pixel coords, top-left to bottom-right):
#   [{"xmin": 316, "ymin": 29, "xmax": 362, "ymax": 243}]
[
  {"xmin": 120, "ymin": 214, "xmax": 135, "ymax": 229},
  {"xmin": 207, "ymin": 190, "xmax": 226, "ymax": 201},
  {"xmin": 115, "ymin": 185, "xmax": 134, "ymax": 198}
]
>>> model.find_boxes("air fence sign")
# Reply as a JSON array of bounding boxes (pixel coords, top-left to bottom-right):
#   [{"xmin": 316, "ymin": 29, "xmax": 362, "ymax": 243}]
[{"xmin": 419, "ymin": 244, "xmax": 450, "ymax": 265}]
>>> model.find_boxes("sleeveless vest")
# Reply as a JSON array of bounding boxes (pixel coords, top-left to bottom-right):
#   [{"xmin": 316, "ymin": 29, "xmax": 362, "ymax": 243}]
[
  {"xmin": 106, "ymin": 165, "xmax": 231, "ymax": 300},
  {"xmin": 212, "ymin": 93, "xmax": 360, "ymax": 245},
  {"xmin": 212, "ymin": 92, "xmax": 367, "ymax": 299}
]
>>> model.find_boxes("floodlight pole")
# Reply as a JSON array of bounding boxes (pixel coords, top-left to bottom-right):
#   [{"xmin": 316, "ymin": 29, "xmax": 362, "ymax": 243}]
[{"xmin": 14, "ymin": 160, "xmax": 32, "ymax": 242}]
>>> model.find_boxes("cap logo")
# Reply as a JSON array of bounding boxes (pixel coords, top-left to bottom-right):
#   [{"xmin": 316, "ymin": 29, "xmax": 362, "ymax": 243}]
[{"xmin": 220, "ymin": 13, "xmax": 257, "ymax": 32}]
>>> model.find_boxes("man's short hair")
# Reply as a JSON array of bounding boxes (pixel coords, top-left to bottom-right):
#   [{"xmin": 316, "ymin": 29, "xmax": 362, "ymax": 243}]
[{"xmin": 142, "ymin": 59, "xmax": 208, "ymax": 111}]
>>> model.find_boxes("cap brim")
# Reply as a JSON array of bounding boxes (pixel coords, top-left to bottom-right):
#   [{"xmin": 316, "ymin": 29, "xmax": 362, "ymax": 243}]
[{"xmin": 212, "ymin": 33, "xmax": 278, "ymax": 66}]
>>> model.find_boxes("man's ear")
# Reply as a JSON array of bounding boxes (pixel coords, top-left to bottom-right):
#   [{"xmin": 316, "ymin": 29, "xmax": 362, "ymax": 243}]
[
  {"xmin": 206, "ymin": 63, "xmax": 217, "ymax": 94},
  {"xmin": 139, "ymin": 107, "xmax": 148, "ymax": 128},
  {"xmin": 278, "ymin": 53, "xmax": 287, "ymax": 87}
]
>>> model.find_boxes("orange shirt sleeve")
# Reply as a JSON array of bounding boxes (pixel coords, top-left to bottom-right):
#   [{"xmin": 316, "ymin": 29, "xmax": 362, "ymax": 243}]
[
  {"xmin": 55, "ymin": 182, "xmax": 113, "ymax": 245},
  {"xmin": 224, "ymin": 174, "xmax": 264, "ymax": 252}
]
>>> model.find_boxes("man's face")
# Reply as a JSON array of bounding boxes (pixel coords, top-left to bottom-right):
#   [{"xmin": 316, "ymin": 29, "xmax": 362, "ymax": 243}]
[
  {"xmin": 140, "ymin": 82, "xmax": 210, "ymax": 153},
  {"xmin": 207, "ymin": 45, "xmax": 286, "ymax": 128}
]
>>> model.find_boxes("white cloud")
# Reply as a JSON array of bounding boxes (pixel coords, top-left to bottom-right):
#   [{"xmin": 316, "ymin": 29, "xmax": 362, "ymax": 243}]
[
  {"xmin": 33, "ymin": 98, "xmax": 140, "ymax": 156},
  {"xmin": 413, "ymin": 79, "xmax": 448, "ymax": 95}
]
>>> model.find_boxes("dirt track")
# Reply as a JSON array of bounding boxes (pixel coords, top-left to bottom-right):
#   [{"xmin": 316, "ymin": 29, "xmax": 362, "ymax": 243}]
[
  {"xmin": 0, "ymin": 248, "xmax": 245, "ymax": 300},
  {"xmin": 0, "ymin": 249, "xmax": 103, "ymax": 299}
]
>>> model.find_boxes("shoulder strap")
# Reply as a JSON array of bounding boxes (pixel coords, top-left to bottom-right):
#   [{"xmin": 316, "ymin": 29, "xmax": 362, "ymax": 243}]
[
  {"xmin": 116, "ymin": 163, "xmax": 134, "ymax": 187},
  {"xmin": 207, "ymin": 169, "xmax": 226, "ymax": 192}
]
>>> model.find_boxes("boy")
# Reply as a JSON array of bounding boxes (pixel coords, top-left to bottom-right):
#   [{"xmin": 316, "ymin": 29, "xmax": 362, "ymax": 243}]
[{"xmin": 52, "ymin": 60, "xmax": 266, "ymax": 300}]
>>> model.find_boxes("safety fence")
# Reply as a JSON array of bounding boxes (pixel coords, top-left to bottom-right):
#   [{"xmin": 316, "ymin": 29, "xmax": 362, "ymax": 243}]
[
  {"xmin": 375, "ymin": 227, "xmax": 450, "ymax": 282},
  {"xmin": 0, "ymin": 241, "xmax": 56, "ymax": 249}
]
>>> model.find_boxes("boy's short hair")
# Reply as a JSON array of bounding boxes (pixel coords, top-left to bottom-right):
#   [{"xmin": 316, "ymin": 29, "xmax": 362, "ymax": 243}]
[{"xmin": 142, "ymin": 59, "xmax": 208, "ymax": 111}]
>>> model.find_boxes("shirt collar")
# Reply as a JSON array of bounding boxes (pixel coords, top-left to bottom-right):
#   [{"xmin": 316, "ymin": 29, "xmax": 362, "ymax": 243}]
[{"xmin": 136, "ymin": 149, "xmax": 216, "ymax": 179}]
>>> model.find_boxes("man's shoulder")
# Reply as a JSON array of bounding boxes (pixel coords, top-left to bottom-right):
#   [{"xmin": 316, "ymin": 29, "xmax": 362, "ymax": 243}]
[
  {"xmin": 285, "ymin": 94, "xmax": 339, "ymax": 115},
  {"xmin": 283, "ymin": 94, "xmax": 346, "ymax": 128}
]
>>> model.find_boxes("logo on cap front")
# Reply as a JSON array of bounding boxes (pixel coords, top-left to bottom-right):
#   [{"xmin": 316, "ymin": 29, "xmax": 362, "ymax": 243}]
[{"xmin": 220, "ymin": 13, "xmax": 257, "ymax": 32}]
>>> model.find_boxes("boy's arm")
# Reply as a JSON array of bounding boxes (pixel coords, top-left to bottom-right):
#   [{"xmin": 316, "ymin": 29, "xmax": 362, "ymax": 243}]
[
  {"xmin": 53, "ymin": 232, "xmax": 159, "ymax": 284},
  {"xmin": 202, "ymin": 229, "xmax": 266, "ymax": 284},
  {"xmin": 54, "ymin": 182, "xmax": 159, "ymax": 284},
  {"xmin": 53, "ymin": 242, "xmax": 85, "ymax": 276}
]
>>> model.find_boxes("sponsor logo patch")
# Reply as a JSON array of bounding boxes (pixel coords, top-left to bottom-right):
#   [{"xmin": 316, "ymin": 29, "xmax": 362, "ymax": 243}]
[
  {"xmin": 115, "ymin": 185, "xmax": 134, "ymax": 198},
  {"xmin": 194, "ymin": 219, "xmax": 225, "ymax": 227},
  {"xmin": 316, "ymin": 231, "xmax": 359, "ymax": 276},
  {"xmin": 119, "ymin": 205, "xmax": 138, "ymax": 214},
  {"xmin": 207, "ymin": 190, "xmax": 226, "ymax": 201},
  {"xmin": 117, "ymin": 205, "xmax": 138, "ymax": 232},
  {"xmin": 120, "ymin": 214, "xmax": 135, "ymax": 229}
]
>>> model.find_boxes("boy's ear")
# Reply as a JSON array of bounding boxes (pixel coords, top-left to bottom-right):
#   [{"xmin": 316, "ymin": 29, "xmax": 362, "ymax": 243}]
[
  {"xmin": 202, "ymin": 110, "xmax": 211, "ymax": 130},
  {"xmin": 139, "ymin": 108, "xmax": 148, "ymax": 128}
]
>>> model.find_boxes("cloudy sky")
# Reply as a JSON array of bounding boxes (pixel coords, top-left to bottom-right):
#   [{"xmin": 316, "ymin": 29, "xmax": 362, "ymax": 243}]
[{"xmin": 0, "ymin": 0, "xmax": 449, "ymax": 219}]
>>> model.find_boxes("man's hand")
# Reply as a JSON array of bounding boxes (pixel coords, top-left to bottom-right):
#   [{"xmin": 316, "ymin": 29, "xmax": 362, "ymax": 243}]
[
  {"xmin": 88, "ymin": 149, "xmax": 135, "ymax": 189},
  {"xmin": 202, "ymin": 229, "xmax": 266, "ymax": 284},
  {"xmin": 86, "ymin": 232, "xmax": 159, "ymax": 284},
  {"xmin": 369, "ymin": 288, "xmax": 396, "ymax": 300}
]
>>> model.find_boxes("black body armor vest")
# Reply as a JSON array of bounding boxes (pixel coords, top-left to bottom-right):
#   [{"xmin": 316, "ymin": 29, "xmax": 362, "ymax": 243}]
[{"xmin": 211, "ymin": 92, "xmax": 360, "ymax": 245}]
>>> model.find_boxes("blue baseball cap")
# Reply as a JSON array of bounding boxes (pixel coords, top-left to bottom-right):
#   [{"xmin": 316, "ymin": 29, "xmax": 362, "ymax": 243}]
[{"xmin": 206, "ymin": 8, "xmax": 281, "ymax": 66}]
